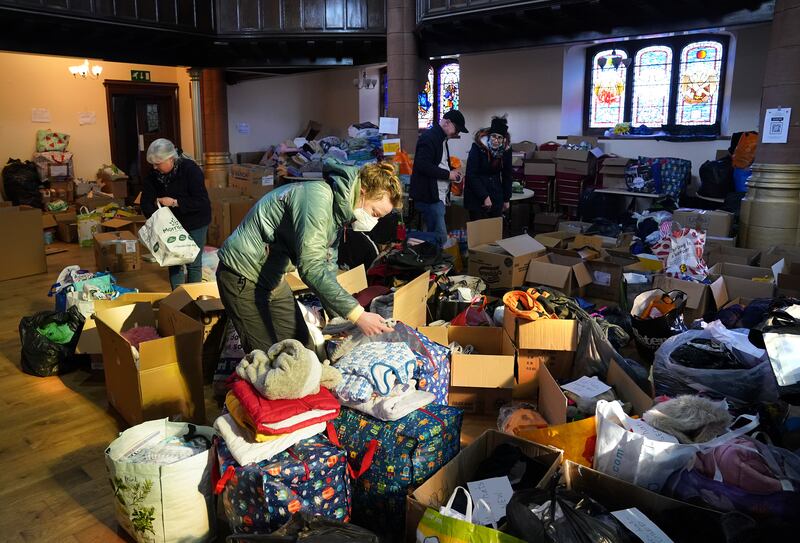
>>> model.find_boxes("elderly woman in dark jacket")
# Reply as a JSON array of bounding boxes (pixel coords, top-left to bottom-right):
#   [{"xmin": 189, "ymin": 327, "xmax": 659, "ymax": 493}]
[{"xmin": 464, "ymin": 116, "xmax": 513, "ymax": 221}]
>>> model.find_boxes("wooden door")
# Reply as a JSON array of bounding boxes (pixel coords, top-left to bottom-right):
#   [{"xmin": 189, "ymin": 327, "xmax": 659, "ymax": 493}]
[{"xmin": 135, "ymin": 96, "xmax": 178, "ymax": 178}]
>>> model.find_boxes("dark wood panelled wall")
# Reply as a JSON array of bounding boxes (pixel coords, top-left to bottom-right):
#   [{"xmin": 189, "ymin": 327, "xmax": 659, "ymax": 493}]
[{"xmin": 217, "ymin": 0, "xmax": 384, "ymax": 33}]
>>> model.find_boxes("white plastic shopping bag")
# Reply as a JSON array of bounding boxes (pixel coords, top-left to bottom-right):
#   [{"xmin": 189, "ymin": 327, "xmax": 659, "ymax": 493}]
[
  {"xmin": 138, "ymin": 204, "xmax": 200, "ymax": 267},
  {"xmin": 105, "ymin": 418, "xmax": 216, "ymax": 543},
  {"xmin": 593, "ymin": 400, "xmax": 758, "ymax": 493}
]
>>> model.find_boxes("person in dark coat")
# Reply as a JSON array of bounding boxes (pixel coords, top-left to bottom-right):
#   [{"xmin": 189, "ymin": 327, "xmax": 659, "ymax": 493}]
[
  {"xmin": 464, "ymin": 116, "xmax": 513, "ymax": 221},
  {"xmin": 409, "ymin": 109, "xmax": 468, "ymax": 246},
  {"xmin": 140, "ymin": 138, "xmax": 211, "ymax": 290}
]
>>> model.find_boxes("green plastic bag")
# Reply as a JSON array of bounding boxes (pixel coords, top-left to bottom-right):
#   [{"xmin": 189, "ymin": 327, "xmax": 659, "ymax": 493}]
[{"xmin": 416, "ymin": 487, "xmax": 525, "ymax": 543}]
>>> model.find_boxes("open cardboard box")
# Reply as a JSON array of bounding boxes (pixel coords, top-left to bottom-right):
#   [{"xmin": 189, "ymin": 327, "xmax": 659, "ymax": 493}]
[
  {"xmin": 707, "ymin": 262, "xmax": 775, "ymax": 282},
  {"xmin": 53, "ymin": 209, "xmax": 78, "ymax": 243},
  {"xmin": 704, "ymin": 245, "xmax": 760, "ymax": 267},
  {"xmin": 467, "ymin": 217, "xmax": 546, "ymax": 290},
  {"xmin": 556, "ymin": 135, "xmax": 600, "ymax": 162},
  {"xmin": 525, "ymin": 253, "xmax": 592, "ymax": 297},
  {"xmin": 77, "ymin": 292, "xmax": 169, "ymax": 356},
  {"xmin": 101, "ymin": 216, "xmax": 147, "ymax": 236},
  {"xmin": 405, "ymin": 430, "xmax": 562, "ymax": 543},
  {"xmin": 672, "ymin": 208, "xmax": 733, "ymax": 238},
  {"xmin": 762, "ymin": 244, "xmax": 800, "ymax": 268},
  {"xmin": 532, "ymin": 212, "xmax": 562, "ymax": 234},
  {"xmin": 777, "ymin": 260, "xmax": 800, "ymax": 296},
  {"xmin": 534, "ymin": 231, "xmax": 575, "ymax": 249},
  {"xmin": 95, "ymin": 302, "xmax": 206, "ymax": 425},
  {"xmin": 599, "ymin": 156, "xmax": 633, "ymax": 177},
  {"xmin": 652, "ymin": 275, "xmax": 712, "ymax": 323},
  {"xmin": 285, "ymin": 264, "xmax": 370, "ymax": 295},
  {"xmin": 711, "ymin": 274, "xmax": 774, "ymax": 310}
]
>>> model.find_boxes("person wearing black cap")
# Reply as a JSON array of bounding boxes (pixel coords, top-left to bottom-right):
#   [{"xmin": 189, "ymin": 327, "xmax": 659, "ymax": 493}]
[
  {"xmin": 409, "ymin": 109, "xmax": 469, "ymax": 247},
  {"xmin": 464, "ymin": 116, "xmax": 513, "ymax": 221}
]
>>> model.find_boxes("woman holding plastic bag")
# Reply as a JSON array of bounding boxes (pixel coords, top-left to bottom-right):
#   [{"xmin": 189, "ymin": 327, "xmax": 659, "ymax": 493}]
[
  {"xmin": 140, "ymin": 138, "xmax": 211, "ymax": 289},
  {"xmin": 217, "ymin": 160, "xmax": 402, "ymax": 354}
]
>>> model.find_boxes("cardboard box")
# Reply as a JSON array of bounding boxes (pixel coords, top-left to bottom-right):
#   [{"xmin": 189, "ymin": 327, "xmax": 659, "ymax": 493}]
[
  {"xmin": 525, "ymin": 253, "xmax": 592, "ymax": 296},
  {"xmin": 761, "ymin": 244, "xmax": 800, "ymax": 268},
  {"xmin": 711, "ymin": 274, "xmax": 774, "ymax": 310},
  {"xmin": 534, "ymin": 231, "xmax": 575, "ymax": 249},
  {"xmin": 75, "ymin": 193, "xmax": 124, "ymax": 210},
  {"xmin": 704, "ymin": 245, "xmax": 761, "ymax": 267},
  {"xmin": 77, "ymin": 292, "xmax": 168, "ymax": 356},
  {"xmin": 286, "ymin": 264, "xmax": 371, "ymax": 295},
  {"xmin": 49, "ymin": 178, "xmax": 75, "ymax": 202},
  {"xmin": 652, "ymin": 275, "xmax": 712, "ymax": 322},
  {"xmin": 511, "ymin": 152, "xmax": 525, "ymax": 168},
  {"xmin": 777, "ymin": 261, "xmax": 800, "ymax": 296},
  {"xmin": 533, "ymin": 150, "xmax": 557, "ymax": 161},
  {"xmin": 101, "ymin": 215, "xmax": 147, "ymax": 236},
  {"xmin": 532, "ymin": 212, "xmax": 562, "ymax": 234},
  {"xmin": 524, "ymin": 161, "xmax": 556, "ymax": 177},
  {"xmin": 95, "ymin": 302, "xmax": 205, "ymax": 425},
  {"xmin": 100, "ymin": 178, "xmax": 129, "ymax": 199},
  {"xmin": 512, "ymin": 141, "xmax": 537, "ymax": 159},
  {"xmin": 556, "ymin": 159, "xmax": 592, "ymax": 176},
  {"xmin": 53, "ymin": 209, "xmax": 78, "ymax": 242},
  {"xmin": 583, "ymin": 257, "xmax": 625, "ymax": 302},
  {"xmin": 556, "ymin": 136, "xmax": 600, "ymax": 162},
  {"xmin": 405, "ymin": 430, "xmax": 562, "ymax": 542},
  {"xmin": 467, "ymin": 217, "xmax": 546, "ymax": 289},
  {"xmin": 707, "ymin": 262, "xmax": 774, "ymax": 282},
  {"xmin": 563, "ymin": 461, "xmax": 724, "ymax": 540},
  {"xmin": 705, "ymin": 235, "xmax": 737, "ymax": 249},
  {"xmin": 93, "ymin": 231, "xmax": 141, "ymax": 272},
  {"xmin": 602, "ymin": 175, "xmax": 628, "ymax": 189},
  {"xmin": 672, "ymin": 208, "xmax": 734, "ymax": 238},
  {"xmin": 208, "ymin": 188, "xmax": 254, "ymax": 247},
  {"xmin": 229, "ymin": 164, "xmax": 274, "ymax": 199},
  {"xmin": 42, "ymin": 212, "xmax": 58, "ymax": 230},
  {"xmin": 599, "ymin": 156, "xmax": 633, "ymax": 176},
  {"xmin": 558, "ymin": 220, "xmax": 593, "ymax": 234},
  {"xmin": 0, "ymin": 206, "xmax": 47, "ymax": 281}
]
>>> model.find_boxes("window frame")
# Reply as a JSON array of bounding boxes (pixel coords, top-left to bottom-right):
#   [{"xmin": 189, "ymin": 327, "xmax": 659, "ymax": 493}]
[
  {"xmin": 418, "ymin": 58, "xmax": 460, "ymax": 132},
  {"xmin": 583, "ymin": 34, "xmax": 729, "ymax": 136}
]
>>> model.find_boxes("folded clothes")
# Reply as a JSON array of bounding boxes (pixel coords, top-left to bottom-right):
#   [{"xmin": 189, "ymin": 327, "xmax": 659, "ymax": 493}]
[
  {"xmin": 341, "ymin": 380, "xmax": 434, "ymax": 421},
  {"xmin": 226, "ymin": 393, "xmax": 280, "ymax": 443},
  {"xmin": 334, "ymin": 342, "xmax": 416, "ymax": 404},
  {"xmin": 214, "ymin": 413, "xmax": 326, "ymax": 466},
  {"xmin": 229, "ymin": 376, "xmax": 340, "ymax": 435}
]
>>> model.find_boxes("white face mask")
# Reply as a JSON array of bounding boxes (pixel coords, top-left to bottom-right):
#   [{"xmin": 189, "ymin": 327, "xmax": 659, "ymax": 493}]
[{"xmin": 352, "ymin": 207, "xmax": 379, "ymax": 232}]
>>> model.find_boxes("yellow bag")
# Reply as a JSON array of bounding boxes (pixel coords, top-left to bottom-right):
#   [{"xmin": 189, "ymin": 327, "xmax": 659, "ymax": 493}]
[{"xmin": 516, "ymin": 416, "xmax": 596, "ymax": 467}]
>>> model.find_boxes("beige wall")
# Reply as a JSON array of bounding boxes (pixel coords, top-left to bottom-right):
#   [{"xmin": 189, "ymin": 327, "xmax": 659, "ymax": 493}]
[{"xmin": 0, "ymin": 51, "xmax": 194, "ymax": 179}]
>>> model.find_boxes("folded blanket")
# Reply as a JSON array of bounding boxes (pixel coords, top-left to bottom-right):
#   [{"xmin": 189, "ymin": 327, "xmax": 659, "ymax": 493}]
[
  {"xmin": 334, "ymin": 342, "xmax": 416, "ymax": 403},
  {"xmin": 214, "ymin": 413, "xmax": 325, "ymax": 466},
  {"xmin": 229, "ymin": 376, "xmax": 340, "ymax": 435},
  {"xmin": 341, "ymin": 380, "xmax": 434, "ymax": 421}
]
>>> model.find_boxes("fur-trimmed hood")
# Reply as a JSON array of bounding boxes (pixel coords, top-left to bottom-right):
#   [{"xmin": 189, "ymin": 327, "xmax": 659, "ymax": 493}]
[{"xmin": 473, "ymin": 128, "xmax": 511, "ymax": 153}]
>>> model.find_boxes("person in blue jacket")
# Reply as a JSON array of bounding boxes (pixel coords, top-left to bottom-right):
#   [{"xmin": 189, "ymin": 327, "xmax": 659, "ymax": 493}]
[{"xmin": 464, "ymin": 116, "xmax": 513, "ymax": 221}]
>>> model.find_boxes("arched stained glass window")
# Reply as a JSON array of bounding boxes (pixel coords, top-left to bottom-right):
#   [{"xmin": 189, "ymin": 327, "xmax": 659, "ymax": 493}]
[
  {"xmin": 632, "ymin": 45, "xmax": 673, "ymax": 127},
  {"xmin": 676, "ymin": 40, "xmax": 723, "ymax": 125},
  {"xmin": 418, "ymin": 67, "xmax": 434, "ymax": 130},
  {"xmin": 589, "ymin": 49, "xmax": 628, "ymax": 128},
  {"xmin": 438, "ymin": 62, "xmax": 460, "ymax": 122}
]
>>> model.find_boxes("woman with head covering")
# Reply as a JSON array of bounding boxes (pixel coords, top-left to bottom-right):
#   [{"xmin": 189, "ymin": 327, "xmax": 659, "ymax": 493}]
[
  {"xmin": 216, "ymin": 160, "xmax": 402, "ymax": 353},
  {"xmin": 140, "ymin": 138, "xmax": 211, "ymax": 289},
  {"xmin": 464, "ymin": 116, "xmax": 513, "ymax": 221}
]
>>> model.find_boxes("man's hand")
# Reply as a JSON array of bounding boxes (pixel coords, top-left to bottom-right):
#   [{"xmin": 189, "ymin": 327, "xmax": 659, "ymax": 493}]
[
  {"xmin": 355, "ymin": 311, "xmax": 394, "ymax": 336},
  {"xmin": 448, "ymin": 170, "xmax": 461, "ymax": 182},
  {"xmin": 484, "ymin": 196, "xmax": 492, "ymax": 208}
]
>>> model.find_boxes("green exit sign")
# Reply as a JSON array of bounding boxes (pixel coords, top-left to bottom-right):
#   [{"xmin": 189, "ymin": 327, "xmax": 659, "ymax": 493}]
[{"xmin": 131, "ymin": 70, "xmax": 151, "ymax": 82}]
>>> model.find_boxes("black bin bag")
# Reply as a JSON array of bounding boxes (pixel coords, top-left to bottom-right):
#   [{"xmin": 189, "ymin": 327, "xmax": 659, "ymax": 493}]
[{"xmin": 19, "ymin": 306, "xmax": 85, "ymax": 377}]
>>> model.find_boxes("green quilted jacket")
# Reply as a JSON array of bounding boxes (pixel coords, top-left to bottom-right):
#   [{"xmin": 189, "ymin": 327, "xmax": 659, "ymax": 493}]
[{"xmin": 218, "ymin": 159, "xmax": 361, "ymax": 319}]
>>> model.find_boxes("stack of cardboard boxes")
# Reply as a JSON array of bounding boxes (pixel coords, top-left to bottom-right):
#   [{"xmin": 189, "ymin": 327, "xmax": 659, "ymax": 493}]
[
  {"xmin": 599, "ymin": 156, "xmax": 633, "ymax": 190},
  {"xmin": 555, "ymin": 136, "xmax": 601, "ymax": 216},
  {"xmin": 523, "ymin": 143, "xmax": 558, "ymax": 210}
]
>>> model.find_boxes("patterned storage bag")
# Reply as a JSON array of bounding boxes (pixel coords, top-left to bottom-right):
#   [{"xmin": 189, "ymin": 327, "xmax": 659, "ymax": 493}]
[
  {"xmin": 387, "ymin": 321, "xmax": 451, "ymax": 405},
  {"xmin": 328, "ymin": 404, "xmax": 463, "ymax": 536},
  {"xmin": 215, "ymin": 434, "xmax": 351, "ymax": 534}
]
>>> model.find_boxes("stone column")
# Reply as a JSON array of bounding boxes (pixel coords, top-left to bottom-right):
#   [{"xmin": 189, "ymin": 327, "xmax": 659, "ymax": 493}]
[
  {"xmin": 740, "ymin": 0, "xmax": 800, "ymax": 248},
  {"xmin": 187, "ymin": 68, "xmax": 204, "ymax": 165},
  {"xmin": 387, "ymin": 0, "xmax": 423, "ymax": 153},
  {"xmin": 200, "ymin": 68, "xmax": 232, "ymax": 189}
]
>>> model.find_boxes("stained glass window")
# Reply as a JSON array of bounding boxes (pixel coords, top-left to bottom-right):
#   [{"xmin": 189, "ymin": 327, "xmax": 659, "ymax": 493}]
[
  {"xmin": 632, "ymin": 46, "xmax": 673, "ymax": 127},
  {"xmin": 418, "ymin": 67, "xmax": 434, "ymax": 130},
  {"xmin": 438, "ymin": 62, "xmax": 460, "ymax": 122},
  {"xmin": 676, "ymin": 41, "xmax": 723, "ymax": 125},
  {"xmin": 589, "ymin": 49, "xmax": 628, "ymax": 128}
]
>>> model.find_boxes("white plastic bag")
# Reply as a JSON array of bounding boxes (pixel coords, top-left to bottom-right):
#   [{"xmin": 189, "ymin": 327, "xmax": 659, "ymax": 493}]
[
  {"xmin": 105, "ymin": 418, "xmax": 215, "ymax": 543},
  {"xmin": 138, "ymin": 205, "xmax": 200, "ymax": 267},
  {"xmin": 593, "ymin": 399, "xmax": 758, "ymax": 493}
]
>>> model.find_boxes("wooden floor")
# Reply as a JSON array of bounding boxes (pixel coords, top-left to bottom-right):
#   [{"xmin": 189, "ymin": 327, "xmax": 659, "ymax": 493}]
[{"xmin": 0, "ymin": 241, "xmax": 495, "ymax": 541}]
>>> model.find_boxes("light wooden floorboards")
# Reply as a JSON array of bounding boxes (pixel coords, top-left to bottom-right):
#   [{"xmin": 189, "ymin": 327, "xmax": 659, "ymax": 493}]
[{"xmin": 0, "ymin": 241, "xmax": 494, "ymax": 541}]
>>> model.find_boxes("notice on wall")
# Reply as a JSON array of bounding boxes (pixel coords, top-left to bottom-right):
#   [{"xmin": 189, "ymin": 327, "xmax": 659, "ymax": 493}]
[
  {"xmin": 379, "ymin": 116, "xmax": 399, "ymax": 135},
  {"xmin": 762, "ymin": 107, "xmax": 791, "ymax": 144},
  {"xmin": 237, "ymin": 122, "xmax": 250, "ymax": 135},
  {"xmin": 79, "ymin": 111, "xmax": 96, "ymax": 126},
  {"xmin": 32, "ymin": 108, "xmax": 51, "ymax": 123}
]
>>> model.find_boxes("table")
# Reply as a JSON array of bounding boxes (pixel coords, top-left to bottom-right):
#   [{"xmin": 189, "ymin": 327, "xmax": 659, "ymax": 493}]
[
  {"xmin": 448, "ymin": 188, "xmax": 535, "ymax": 235},
  {"xmin": 511, "ymin": 188, "xmax": 535, "ymax": 201},
  {"xmin": 594, "ymin": 188, "xmax": 664, "ymax": 212}
]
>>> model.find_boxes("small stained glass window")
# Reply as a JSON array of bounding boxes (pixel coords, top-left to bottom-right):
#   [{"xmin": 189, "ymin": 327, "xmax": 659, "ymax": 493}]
[
  {"xmin": 438, "ymin": 62, "xmax": 460, "ymax": 122},
  {"xmin": 418, "ymin": 67, "xmax": 434, "ymax": 130},
  {"xmin": 676, "ymin": 40, "xmax": 723, "ymax": 126},
  {"xmin": 632, "ymin": 46, "xmax": 673, "ymax": 127},
  {"xmin": 589, "ymin": 49, "xmax": 628, "ymax": 128}
]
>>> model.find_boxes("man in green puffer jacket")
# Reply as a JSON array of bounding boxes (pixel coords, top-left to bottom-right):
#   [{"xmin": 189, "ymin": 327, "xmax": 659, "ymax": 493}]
[{"xmin": 217, "ymin": 159, "xmax": 402, "ymax": 353}]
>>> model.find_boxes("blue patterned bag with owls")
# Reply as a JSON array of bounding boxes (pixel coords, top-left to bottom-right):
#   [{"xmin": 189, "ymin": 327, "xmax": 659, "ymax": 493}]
[
  {"xmin": 215, "ymin": 434, "xmax": 351, "ymax": 534},
  {"xmin": 328, "ymin": 404, "xmax": 463, "ymax": 536}
]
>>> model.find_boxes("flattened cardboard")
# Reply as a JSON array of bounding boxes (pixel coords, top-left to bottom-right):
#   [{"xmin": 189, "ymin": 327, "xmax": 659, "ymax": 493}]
[
  {"xmin": 95, "ymin": 302, "xmax": 205, "ymax": 425},
  {"xmin": 704, "ymin": 246, "xmax": 760, "ymax": 267},
  {"xmin": 524, "ymin": 161, "xmax": 556, "ymax": 177},
  {"xmin": 525, "ymin": 253, "xmax": 592, "ymax": 296},
  {"xmin": 77, "ymin": 292, "xmax": 169, "ymax": 355},
  {"xmin": 405, "ymin": 430, "xmax": 562, "ymax": 543},
  {"xmin": 534, "ymin": 231, "xmax": 575, "ymax": 249},
  {"xmin": 392, "ymin": 271, "xmax": 430, "ymax": 328},
  {"xmin": 466, "ymin": 217, "xmax": 503, "ymax": 250},
  {"xmin": 0, "ymin": 206, "xmax": 46, "ymax": 281},
  {"xmin": 672, "ymin": 208, "xmax": 733, "ymax": 238},
  {"xmin": 286, "ymin": 264, "xmax": 371, "ymax": 297}
]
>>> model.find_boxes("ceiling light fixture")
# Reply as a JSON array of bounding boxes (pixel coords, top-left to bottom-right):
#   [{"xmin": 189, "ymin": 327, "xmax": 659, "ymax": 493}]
[
  {"xmin": 68, "ymin": 59, "xmax": 103, "ymax": 79},
  {"xmin": 596, "ymin": 49, "xmax": 632, "ymax": 70}
]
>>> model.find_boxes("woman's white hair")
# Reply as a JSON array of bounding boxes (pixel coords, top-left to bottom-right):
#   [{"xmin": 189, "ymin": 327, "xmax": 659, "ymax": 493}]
[{"xmin": 146, "ymin": 138, "xmax": 179, "ymax": 165}]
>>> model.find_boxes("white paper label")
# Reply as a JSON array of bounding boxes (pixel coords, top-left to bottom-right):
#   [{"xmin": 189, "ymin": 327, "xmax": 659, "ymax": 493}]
[
  {"xmin": 626, "ymin": 419, "xmax": 680, "ymax": 443},
  {"xmin": 561, "ymin": 376, "xmax": 611, "ymax": 399},
  {"xmin": 125, "ymin": 240, "xmax": 137, "ymax": 254},
  {"xmin": 612, "ymin": 508, "xmax": 674, "ymax": 543},
  {"xmin": 379, "ymin": 116, "xmax": 399, "ymax": 135},
  {"xmin": 236, "ymin": 122, "xmax": 250, "ymax": 134},
  {"xmin": 261, "ymin": 176, "xmax": 274, "ymax": 186},
  {"xmin": 593, "ymin": 270, "xmax": 612, "ymax": 287},
  {"xmin": 762, "ymin": 108, "xmax": 791, "ymax": 144},
  {"xmin": 32, "ymin": 108, "xmax": 51, "ymax": 123},
  {"xmin": 78, "ymin": 111, "xmax": 96, "ymax": 125},
  {"xmin": 466, "ymin": 477, "xmax": 514, "ymax": 526}
]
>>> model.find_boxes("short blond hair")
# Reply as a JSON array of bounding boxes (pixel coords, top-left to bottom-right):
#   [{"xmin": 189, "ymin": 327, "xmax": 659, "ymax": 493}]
[{"xmin": 359, "ymin": 162, "xmax": 403, "ymax": 208}]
